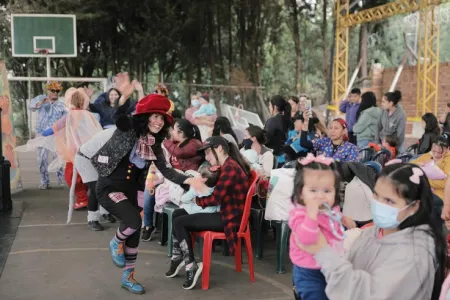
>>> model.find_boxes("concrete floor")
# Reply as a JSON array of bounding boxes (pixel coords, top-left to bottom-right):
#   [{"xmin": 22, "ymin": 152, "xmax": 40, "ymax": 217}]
[{"xmin": 0, "ymin": 152, "xmax": 294, "ymax": 300}]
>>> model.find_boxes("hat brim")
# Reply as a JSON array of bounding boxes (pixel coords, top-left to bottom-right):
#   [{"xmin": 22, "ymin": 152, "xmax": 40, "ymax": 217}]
[
  {"xmin": 197, "ymin": 144, "xmax": 213, "ymax": 154},
  {"xmin": 133, "ymin": 110, "xmax": 174, "ymax": 126}
]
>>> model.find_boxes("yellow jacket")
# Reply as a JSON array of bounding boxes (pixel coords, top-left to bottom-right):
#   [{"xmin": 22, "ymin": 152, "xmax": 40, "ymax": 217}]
[{"xmin": 411, "ymin": 153, "xmax": 450, "ymax": 199}]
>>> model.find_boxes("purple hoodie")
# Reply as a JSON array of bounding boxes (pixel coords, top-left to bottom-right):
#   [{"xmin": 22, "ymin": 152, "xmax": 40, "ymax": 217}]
[{"xmin": 339, "ymin": 99, "xmax": 360, "ymax": 132}]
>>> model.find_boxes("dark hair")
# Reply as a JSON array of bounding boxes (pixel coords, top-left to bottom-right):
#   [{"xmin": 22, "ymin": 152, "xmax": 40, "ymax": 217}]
[
  {"xmin": 246, "ymin": 124, "xmax": 267, "ymax": 145},
  {"xmin": 422, "ymin": 113, "xmax": 440, "ymax": 135},
  {"xmin": 105, "ymin": 88, "xmax": 122, "ymax": 105},
  {"xmin": 384, "ymin": 134, "xmax": 399, "ymax": 148},
  {"xmin": 198, "ymin": 162, "xmax": 220, "ymax": 188},
  {"xmin": 350, "ymin": 88, "xmax": 361, "ymax": 95},
  {"xmin": 176, "ymin": 119, "xmax": 202, "ymax": 142},
  {"xmin": 132, "ymin": 113, "xmax": 170, "ymax": 143},
  {"xmin": 210, "ymin": 140, "xmax": 251, "ymax": 176},
  {"xmin": 287, "ymin": 96, "xmax": 299, "ymax": 104},
  {"xmin": 379, "ymin": 163, "xmax": 446, "ymax": 300},
  {"xmin": 431, "ymin": 134, "xmax": 450, "ymax": 152},
  {"xmin": 292, "ymin": 160, "xmax": 342, "ymax": 207},
  {"xmin": 270, "ymin": 95, "xmax": 292, "ymax": 133},
  {"xmin": 172, "ymin": 109, "xmax": 182, "ymax": 120},
  {"xmin": 384, "ymin": 90, "xmax": 402, "ymax": 105},
  {"xmin": 356, "ymin": 91, "xmax": 377, "ymax": 120},
  {"xmin": 212, "ymin": 117, "xmax": 238, "ymax": 143}
]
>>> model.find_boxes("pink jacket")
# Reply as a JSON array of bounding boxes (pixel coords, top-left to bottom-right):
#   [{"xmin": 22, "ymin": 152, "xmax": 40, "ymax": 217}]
[{"xmin": 289, "ymin": 205, "xmax": 344, "ymax": 269}]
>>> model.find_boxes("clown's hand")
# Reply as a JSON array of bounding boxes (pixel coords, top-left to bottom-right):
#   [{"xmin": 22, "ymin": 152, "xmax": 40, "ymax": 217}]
[{"xmin": 83, "ymin": 87, "xmax": 94, "ymax": 99}]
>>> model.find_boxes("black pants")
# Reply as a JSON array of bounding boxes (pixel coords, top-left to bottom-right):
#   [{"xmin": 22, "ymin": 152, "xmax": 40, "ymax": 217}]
[
  {"xmin": 97, "ymin": 180, "xmax": 141, "ymax": 248},
  {"xmin": 86, "ymin": 181, "xmax": 98, "ymax": 212},
  {"xmin": 172, "ymin": 209, "xmax": 223, "ymax": 264}
]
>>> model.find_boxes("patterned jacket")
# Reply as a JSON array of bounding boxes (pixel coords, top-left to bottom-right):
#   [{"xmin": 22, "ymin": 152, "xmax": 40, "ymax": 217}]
[
  {"xmin": 196, "ymin": 157, "xmax": 249, "ymax": 255},
  {"xmin": 90, "ymin": 99, "xmax": 188, "ymax": 186}
]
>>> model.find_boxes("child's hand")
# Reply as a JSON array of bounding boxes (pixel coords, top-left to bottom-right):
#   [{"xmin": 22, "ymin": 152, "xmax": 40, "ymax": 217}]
[
  {"xmin": 305, "ymin": 200, "xmax": 321, "ymax": 219},
  {"xmin": 342, "ymin": 216, "xmax": 357, "ymax": 229}
]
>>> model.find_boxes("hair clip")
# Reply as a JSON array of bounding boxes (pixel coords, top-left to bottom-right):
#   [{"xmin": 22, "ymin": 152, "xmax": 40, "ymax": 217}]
[{"xmin": 409, "ymin": 167, "xmax": 424, "ymax": 184}]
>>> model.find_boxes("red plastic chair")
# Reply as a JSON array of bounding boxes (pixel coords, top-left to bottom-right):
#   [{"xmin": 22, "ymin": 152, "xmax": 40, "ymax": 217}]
[{"xmin": 192, "ymin": 170, "xmax": 258, "ymax": 290}]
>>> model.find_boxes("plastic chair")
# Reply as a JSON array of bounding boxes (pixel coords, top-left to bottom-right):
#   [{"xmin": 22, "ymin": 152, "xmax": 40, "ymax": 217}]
[
  {"xmin": 358, "ymin": 147, "xmax": 375, "ymax": 163},
  {"xmin": 364, "ymin": 161, "xmax": 382, "ymax": 174},
  {"xmin": 192, "ymin": 170, "xmax": 258, "ymax": 290},
  {"xmin": 372, "ymin": 148, "xmax": 392, "ymax": 166},
  {"xmin": 159, "ymin": 202, "xmax": 179, "ymax": 257},
  {"xmin": 396, "ymin": 153, "xmax": 413, "ymax": 163}
]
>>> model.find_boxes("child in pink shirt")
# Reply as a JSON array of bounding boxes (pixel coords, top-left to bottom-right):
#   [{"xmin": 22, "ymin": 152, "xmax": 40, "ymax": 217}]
[{"xmin": 289, "ymin": 154, "xmax": 345, "ymax": 300}]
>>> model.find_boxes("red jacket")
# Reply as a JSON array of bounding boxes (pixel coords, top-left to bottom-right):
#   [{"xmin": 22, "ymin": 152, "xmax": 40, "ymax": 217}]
[{"xmin": 163, "ymin": 138, "xmax": 203, "ymax": 172}]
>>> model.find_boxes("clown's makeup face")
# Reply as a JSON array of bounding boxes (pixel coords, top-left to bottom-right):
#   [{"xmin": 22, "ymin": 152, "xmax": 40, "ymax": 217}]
[
  {"xmin": 47, "ymin": 89, "xmax": 60, "ymax": 101},
  {"xmin": 148, "ymin": 114, "xmax": 165, "ymax": 134}
]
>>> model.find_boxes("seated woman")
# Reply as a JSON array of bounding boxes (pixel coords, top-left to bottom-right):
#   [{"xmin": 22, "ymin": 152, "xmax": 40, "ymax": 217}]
[
  {"xmin": 295, "ymin": 163, "xmax": 446, "ymax": 300},
  {"xmin": 300, "ymin": 117, "xmax": 359, "ymax": 162},
  {"xmin": 165, "ymin": 136, "xmax": 251, "ymax": 290},
  {"xmin": 416, "ymin": 113, "xmax": 441, "ymax": 154},
  {"xmin": 284, "ymin": 114, "xmax": 314, "ymax": 161},
  {"xmin": 212, "ymin": 116, "xmax": 239, "ymax": 145},
  {"xmin": 411, "ymin": 134, "xmax": 450, "ymax": 222},
  {"xmin": 241, "ymin": 124, "xmax": 274, "ymax": 176}
]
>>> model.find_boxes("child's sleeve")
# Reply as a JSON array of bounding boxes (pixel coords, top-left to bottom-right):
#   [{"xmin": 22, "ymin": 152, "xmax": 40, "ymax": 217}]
[
  {"xmin": 181, "ymin": 188, "xmax": 195, "ymax": 204},
  {"xmin": 289, "ymin": 209, "xmax": 320, "ymax": 245}
]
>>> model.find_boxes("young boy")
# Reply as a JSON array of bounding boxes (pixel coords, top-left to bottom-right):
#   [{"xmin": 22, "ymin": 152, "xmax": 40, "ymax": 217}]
[{"xmin": 368, "ymin": 134, "xmax": 399, "ymax": 159}]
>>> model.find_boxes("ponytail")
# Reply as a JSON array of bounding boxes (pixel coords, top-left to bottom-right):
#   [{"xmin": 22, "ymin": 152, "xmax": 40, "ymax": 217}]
[
  {"xmin": 227, "ymin": 142, "xmax": 251, "ymax": 176},
  {"xmin": 270, "ymin": 95, "xmax": 291, "ymax": 133},
  {"xmin": 177, "ymin": 119, "xmax": 202, "ymax": 142}
]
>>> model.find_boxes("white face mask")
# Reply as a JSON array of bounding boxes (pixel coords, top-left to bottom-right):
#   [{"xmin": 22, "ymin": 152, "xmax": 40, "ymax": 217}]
[{"xmin": 191, "ymin": 99, "xmax": 200, "ymax": 107}]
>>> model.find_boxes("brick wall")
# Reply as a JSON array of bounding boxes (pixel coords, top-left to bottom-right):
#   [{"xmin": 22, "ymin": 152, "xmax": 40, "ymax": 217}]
[{"xmin": 380, "ymin": 62, "xmax": 450, "ymax": 119}]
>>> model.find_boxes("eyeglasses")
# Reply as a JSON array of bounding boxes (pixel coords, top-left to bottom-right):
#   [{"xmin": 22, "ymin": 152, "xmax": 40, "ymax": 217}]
[{"xmin": 50, "ymin": 89, "xmax": 61, "ymax": 93}]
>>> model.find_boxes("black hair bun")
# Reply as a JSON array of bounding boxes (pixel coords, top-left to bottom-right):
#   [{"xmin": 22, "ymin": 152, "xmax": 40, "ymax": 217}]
[{"xmin": 393, "ymin": 90, "xmax": 402, "ymax": 102}]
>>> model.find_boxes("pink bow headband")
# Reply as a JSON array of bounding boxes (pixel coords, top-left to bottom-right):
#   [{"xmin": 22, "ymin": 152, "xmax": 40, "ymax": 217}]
[
  {"xmin": 299, "ymin": 153, "xmax": 334, "ymax": 166},
  {"xmin": 409, "ymin": 167, "xmax": 424, "ymax": 184}
]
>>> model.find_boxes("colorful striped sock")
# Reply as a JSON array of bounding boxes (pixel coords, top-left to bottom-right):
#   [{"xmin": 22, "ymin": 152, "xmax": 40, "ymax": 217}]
[
  {"xmin": 124, "ymin": 245, "xmax": 138, "ymax": 270},
  {"xmin": 114, "ymin": 227, "xmax": 137, "ymax": 244}
]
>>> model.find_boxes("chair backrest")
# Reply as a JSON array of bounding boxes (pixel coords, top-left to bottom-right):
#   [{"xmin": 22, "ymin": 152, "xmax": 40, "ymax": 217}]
[
  {"xmin": 372, "ymin": 148, "xmax": 392, "ymax": 166},
  {"xmin": 238, "ymin": 170, "xmax": 258, "ymax": 233},
  {"xmin": 358, "ymin": 147, "xmax": 375, "ymax": 163}
]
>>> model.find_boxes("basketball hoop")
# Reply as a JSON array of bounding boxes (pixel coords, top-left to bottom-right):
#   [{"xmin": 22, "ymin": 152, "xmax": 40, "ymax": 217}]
[{"xmin": 33, "ymin": 48, "xmax": 54, "ymax": 55}]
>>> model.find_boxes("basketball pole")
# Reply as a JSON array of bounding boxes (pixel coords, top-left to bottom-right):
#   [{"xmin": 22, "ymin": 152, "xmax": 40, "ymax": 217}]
[{"xmin": 46, "ymin": 56, "xmax": 51, "ymax": 78}]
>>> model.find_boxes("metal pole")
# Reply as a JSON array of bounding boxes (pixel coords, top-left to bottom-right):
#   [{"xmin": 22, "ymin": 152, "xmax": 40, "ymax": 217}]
[
  {"xmin": 27, "ymin": 78, "xmax": 32, "ymax": 140},
  {"xmin": 46, "ymin": 56, "xmax": 51, "ymax": 79}
]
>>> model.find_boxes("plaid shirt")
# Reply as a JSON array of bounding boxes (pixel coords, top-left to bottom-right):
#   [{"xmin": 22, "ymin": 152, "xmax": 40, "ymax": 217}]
[
  {"xmin": 30, "ymin": 94, "xmax": 67, "ymax": 134},
  {"xmin": 197, "ymin": 157, "xmax": 249, "ymax": 255}
]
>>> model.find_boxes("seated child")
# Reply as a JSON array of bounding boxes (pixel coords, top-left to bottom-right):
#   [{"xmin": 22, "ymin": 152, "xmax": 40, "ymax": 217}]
[
  {"xmin": 368, "ymin": 134, "xmax": 398, "ymax": 159},
  {"xmin": 180, "ymin": 163, "xmax": 220, "ymax": 214},
  {"xmin": 241, "ymin": 149, "xmax": 263, "ymax": 172},
  {"xmin": 285, "ymin": 115, "xmax": 311, "ymax": 160},
  {"xmin": 192, "ymin": 93, "xmax": 216, "ymax": 118}
]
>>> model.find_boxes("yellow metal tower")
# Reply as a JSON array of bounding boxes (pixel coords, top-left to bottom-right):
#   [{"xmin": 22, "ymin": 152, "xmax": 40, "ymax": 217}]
[{"xmin": 332, "ymin": 0, "xmax": 443, "ymax": 117}]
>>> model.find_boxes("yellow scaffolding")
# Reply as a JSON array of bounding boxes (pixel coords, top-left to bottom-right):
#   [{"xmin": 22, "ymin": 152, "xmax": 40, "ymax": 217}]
[{"xmin": 332, "ymin": 0, "xmax": 443, "ymax": 117}]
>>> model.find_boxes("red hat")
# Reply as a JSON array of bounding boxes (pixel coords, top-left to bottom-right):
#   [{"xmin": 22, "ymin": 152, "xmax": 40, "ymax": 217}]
[{"xmin": 134, "ymin": 94, "xmax": 174, "ymax": 125}]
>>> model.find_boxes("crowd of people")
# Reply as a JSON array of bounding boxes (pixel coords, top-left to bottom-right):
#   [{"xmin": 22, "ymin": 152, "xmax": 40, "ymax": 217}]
[{"xmin": 20, "ymin": 75, "xmax": 450, "ymax": 299}]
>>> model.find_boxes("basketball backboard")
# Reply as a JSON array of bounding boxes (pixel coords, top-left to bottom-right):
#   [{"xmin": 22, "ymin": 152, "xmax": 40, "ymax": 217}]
[{"xmin": 11, "ymin": 14, "xmax": 77, "ymax": 57}]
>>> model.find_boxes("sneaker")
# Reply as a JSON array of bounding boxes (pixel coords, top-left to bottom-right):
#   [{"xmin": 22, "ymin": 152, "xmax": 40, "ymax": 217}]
[
  {"xmin": 39, "ymin": 184, "xmax": 49, "ymax": 190},
  {"xmin": 109, "ymin": 238, "xmax": 125, "ymax": 268},
  {"xmin": 88, "ymin": 221, "xmax": 104, "ymax": 231},
  {"xmin": 165, "ymin": 258, "xmax": 185, "ymax": 278},
  {"xmin": 121, "ymin": 269, "xmax": 145, "ymax": 294},
  {"xmin": 102, "ymin": 214, "xmax": 116, "ymax": 223},
  {"xmin": 141, "ymin": 226, "xmax": 156, "ymax": 242},
  {"xmin": 182, "ymin": 262, "xmax": 203, "ymax": 290}
]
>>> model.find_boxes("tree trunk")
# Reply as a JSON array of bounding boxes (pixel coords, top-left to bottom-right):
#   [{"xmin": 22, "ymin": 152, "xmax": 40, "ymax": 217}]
[
  {"xmin": 321, "ymin": 0, "xmax": 328, "ymax": 84},
  {"xmin": 207, "ymin": 4, "xmax": 221, "ymax": 116},
  {"xmin": 228, "ymin": 0, "xmax": 233, "ymax": 82},
  {"xmin": 287, "ymin": 0, "xmax": 301, "ymax": 93},
  {"xmin": 358, "ymin": 23, "xmax": 369, "ymax": 88}
]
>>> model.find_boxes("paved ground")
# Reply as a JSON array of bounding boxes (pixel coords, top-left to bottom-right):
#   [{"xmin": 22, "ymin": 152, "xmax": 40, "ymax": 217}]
[{"xmin": 0, "ymin": 152, "xmax": 294, "ymax": 300}]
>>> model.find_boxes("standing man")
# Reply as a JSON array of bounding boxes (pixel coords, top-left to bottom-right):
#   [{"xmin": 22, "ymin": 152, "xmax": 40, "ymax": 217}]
[
  {"xmin": 30, "ymin": 81, "xmax": 67, "ymax": 189},
  {"xmin": 339, "ymin": 88, "xmax": 361, "ymax": 145}
]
